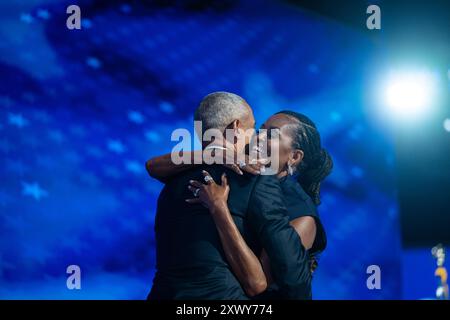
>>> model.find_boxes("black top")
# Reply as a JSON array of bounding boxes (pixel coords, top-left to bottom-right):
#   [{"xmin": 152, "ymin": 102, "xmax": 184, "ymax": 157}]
[
  {"xmin": 148, "ymin": 165, "xmax": 312, "ymax": 300},
  {"xmin": 255, "ymin": 175, "xmax": 327, "ymax": 300},
  {"xmin": 280, "ymin": 175, "xmax": 327, "ymax": 256}
]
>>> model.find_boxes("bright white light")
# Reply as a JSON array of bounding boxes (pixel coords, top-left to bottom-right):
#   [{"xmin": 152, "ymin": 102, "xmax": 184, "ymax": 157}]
[
  {"xmin": 444, "ymin": 118, "xmax": 450, "ymax": 132},
  {"xmin": 383, "ymin": 70, "xmax": 437, "ymax": 121}
]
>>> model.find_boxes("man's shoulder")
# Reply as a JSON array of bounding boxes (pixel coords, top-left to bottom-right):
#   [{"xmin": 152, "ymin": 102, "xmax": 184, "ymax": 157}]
[
  {"xmin": 252, "ymin": 173, "xmax": 282, "ymax": 190},
  {"xmin": 161, "ymin": 165, "xmax": 209, "ymax": 188},
  {"xmin": 165, "ymin": 164, "xmax": 262, "ymax": 186},
  {"xmin": 246, "ymin": 174, "xmax": 285, "ymax": 210},
  {"xmin": 159, "ymin": 165, "xmax": 281, "ymax": 202},
  {"xmin": 254, "ymin": 173, "xmax": 280, "ymax": 183}
]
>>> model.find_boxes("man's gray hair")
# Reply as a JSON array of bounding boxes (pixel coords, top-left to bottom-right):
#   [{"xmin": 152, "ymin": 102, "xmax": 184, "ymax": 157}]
[{"xmin": 194, "ymin": 92, "xmax": 250, "ymax": 134}]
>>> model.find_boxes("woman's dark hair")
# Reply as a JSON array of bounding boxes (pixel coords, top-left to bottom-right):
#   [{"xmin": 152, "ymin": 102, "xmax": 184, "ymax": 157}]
[{"xmin": 276, "ymin": 111, "xmax": 333, "ymax": 205}]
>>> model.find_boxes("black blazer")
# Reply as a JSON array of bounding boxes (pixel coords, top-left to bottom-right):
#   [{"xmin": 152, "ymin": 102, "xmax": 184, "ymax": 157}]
[{"xmin": 148, "ymin": 164, "xmax": 311, "ymax": 300}]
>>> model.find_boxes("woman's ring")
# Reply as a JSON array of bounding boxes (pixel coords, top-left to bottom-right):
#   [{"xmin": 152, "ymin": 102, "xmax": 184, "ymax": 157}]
[
  {"xmin": 238, "ymin": 160, "xmax": 246, "ymax": 169},
  {"xmin": 193, "ymin": 188, "xmax": 200, "ymax": 197},
  {"xmin": 204, "ymin": 175, "xmax": 213, "ymax": 183}
]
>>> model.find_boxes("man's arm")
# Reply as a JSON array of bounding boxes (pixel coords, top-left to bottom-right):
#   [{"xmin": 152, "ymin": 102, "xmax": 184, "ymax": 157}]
[{"xmin": 247, "ymin": 175, "xmax": 311, "ymax": 299}]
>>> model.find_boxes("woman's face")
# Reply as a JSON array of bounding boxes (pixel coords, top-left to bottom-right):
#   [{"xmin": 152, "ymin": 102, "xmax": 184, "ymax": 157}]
[{"xmin": 259, "ymin": 113, "xmax": 298, "ymax": 175}]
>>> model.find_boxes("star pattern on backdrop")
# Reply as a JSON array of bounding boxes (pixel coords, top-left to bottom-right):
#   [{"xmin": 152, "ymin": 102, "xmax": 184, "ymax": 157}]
[{"xmin": 0, "ymin": 0, "xmax": 401, "ymax": 299}]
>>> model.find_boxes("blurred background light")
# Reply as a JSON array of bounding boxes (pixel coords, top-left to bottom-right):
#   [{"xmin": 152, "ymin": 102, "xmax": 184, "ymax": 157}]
[
  {"xmin": 382, "ymin": 69, "xmax": 438, "ymax": 122},
  {"xmin": 444, "ymin": 118, "xmax": 450, "ymax": 132}
]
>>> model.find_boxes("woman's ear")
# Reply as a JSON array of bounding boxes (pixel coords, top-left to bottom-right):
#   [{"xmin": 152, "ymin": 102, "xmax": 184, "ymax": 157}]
[{"xmin": 291, "ymin": 149, "xmax": 304, "ymax": 167}]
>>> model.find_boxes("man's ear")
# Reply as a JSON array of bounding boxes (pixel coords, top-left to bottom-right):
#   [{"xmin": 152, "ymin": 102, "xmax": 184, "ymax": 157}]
[
  {"xmin": 223, "ymin": 120, "xmax": 240, "ymax": 144},
  {"xmin": 291, "ymin": 149, "xmax": 304, "ymax": 167},
  {"xmin": 224, "ymin": 119, "xmax": 240, "ymax": 131}
]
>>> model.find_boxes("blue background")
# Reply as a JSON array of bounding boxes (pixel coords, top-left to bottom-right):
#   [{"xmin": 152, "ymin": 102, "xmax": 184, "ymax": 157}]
[{"xmin": 1, "ymin": 0, "xmax": 434, "ymax": 299}]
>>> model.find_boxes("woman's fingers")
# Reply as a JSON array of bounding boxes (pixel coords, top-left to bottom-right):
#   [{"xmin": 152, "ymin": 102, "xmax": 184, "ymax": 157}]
[
  {"xmin": 188, "ymin": 185, "xmax": 203, "ymax": 198},
  {"xmin": 188, "ymin": 180, "xmax": 203, "ymax": 188},
  {"xmin": 241, "ymin": 164, "xmax": 261, "ymax": 175},
  {"xmin": 202, "ymin": 170, "xmax": 215, "ymax": 185},
  {"xmin": 236, "ymin": 156, "xmax": 269, "ymax": 175},
  {"xmin": 221, "ymin": 173, "xmax": 228, "ymax": 186},
  {"xmin": 233, "ymin": 164, "xmax": 244, "ymax": 175},
  {"xmin": 185, "ymin": 197, "xmax": 208, "ymax": 209},
  {"xmin": 224, "ymin": 164, "xmax": 243, "ymax": 175},
  {"xmin": 187, "ymin": 185, "xmax": 197, "ymax": 194},
  {"xmin": 185, "ymin": 198, "xmax": 202, "ymax": 204}
]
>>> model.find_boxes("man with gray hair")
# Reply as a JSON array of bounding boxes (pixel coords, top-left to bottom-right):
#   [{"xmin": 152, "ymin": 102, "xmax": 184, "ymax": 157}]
[
  {"xmin": 194, "ymin": 91, "xmax": 253, "ymax": 135},
  {"xmin": 193, "ymin": 91, "xmax": 257, "ymax": 167},
  {"xmin": 148, "ymin": 92, "xmax": 310, "ymax": 300}
]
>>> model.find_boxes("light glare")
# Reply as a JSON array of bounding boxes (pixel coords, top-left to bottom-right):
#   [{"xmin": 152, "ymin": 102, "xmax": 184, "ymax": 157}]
[{"xmin": 383, "ymin": 70, "xmax": 436, "ymax": 121}]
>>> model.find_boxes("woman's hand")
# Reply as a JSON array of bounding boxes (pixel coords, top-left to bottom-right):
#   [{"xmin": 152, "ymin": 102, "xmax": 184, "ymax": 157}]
[
  {"xmin": 203, "ymin": 136, "xmax": 268, "ymax": 176},
  {"xmin": 186, "ymin": 170, "xmax": 230, "ymax": 212},
  {"xmin": 224, "ymin": 156, "xmax": 269, "ymax": 176}
]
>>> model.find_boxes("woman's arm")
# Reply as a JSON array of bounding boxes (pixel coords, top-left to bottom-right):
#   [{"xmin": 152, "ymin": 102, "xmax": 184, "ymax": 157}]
[
  {"xmin": 186, "ymin": 171, "xmax": 267, "ymax": 297},
  {"xmin": 146, "ymin": 149, "xmax": 264, "ymax": 183},
  {"xmin": 146, "ymin": 151, "xmax": 202, "ymax": 183},
  {"xmin": 186, "ymin": 171, "xmax": 318, "ymax": 295},
  {"xmin": 210, "ymin": 201, "xmax": 268, "ymax": 296},
  {"xmin": 260, "ymin": 216, "xmax": 317, "ymax": 286}
]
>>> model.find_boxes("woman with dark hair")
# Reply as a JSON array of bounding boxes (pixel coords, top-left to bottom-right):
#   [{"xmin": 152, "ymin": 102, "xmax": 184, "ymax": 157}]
[{"xmin": 146, "ymin": 111, "xmax": 332, "ymax": 299}]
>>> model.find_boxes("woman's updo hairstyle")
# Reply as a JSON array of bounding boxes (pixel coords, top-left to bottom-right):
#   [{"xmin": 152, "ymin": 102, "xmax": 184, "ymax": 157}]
[{"xmin": 276, "ymin": 111, "xmax": 333, "ymax": 205}]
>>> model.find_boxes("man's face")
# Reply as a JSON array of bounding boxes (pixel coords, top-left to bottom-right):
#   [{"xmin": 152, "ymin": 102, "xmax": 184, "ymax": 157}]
[
  {"xmin": 234, "ymin": 104, "xmax": 256, "ymax": 155},
  {"xmin": 240, "ymin": 103, "xmax": 256, "ymax": 132}
]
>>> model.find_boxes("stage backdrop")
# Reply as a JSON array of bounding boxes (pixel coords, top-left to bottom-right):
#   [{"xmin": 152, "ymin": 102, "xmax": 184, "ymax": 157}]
[{"xmin": 0, "ymin": 0, "xmax": 402, "ymax": 299}]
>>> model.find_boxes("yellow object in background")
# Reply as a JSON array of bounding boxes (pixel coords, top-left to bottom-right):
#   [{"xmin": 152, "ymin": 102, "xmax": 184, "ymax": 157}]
[
  {"xmin": 435, "ymin": 267, "xmax": 447, "ymax": 283},
  {"xmin": 432, "ymin": 244, "xmax": 449, "ymax": 300}
]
